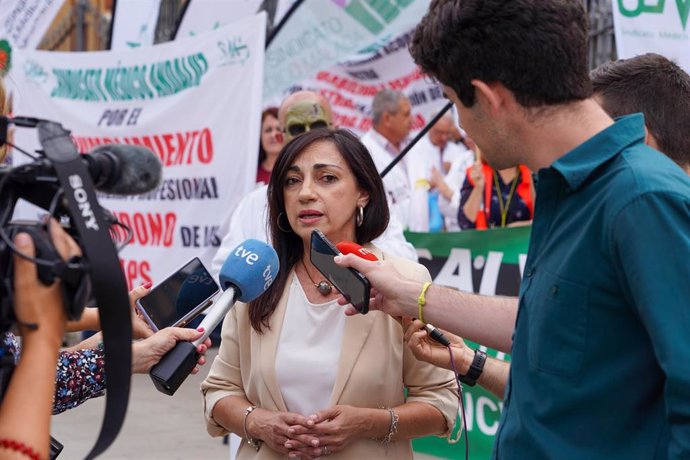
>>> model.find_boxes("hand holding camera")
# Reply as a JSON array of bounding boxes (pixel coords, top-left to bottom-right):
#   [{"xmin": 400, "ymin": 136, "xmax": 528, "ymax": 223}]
[{"xmin": 13, "ymin": 219, "xmax": 81, "ymax": 341}]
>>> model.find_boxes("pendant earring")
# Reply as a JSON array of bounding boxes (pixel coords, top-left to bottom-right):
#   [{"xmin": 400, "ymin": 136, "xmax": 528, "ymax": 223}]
[
  {"xmin": 356, "ymin": 205, "xmax": 364, "ymax": 227},
  {"xmin": 277, "ymin": 212, "xmax": 291, "ymax": 233}
]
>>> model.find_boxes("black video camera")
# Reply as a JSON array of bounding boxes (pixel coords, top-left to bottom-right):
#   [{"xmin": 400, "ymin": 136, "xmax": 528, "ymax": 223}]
[
  {"xmin": 0, "ymin": 117, "xmax": 110, "ymax": 332},
  {"xmin": 0, "ymin": 116, "xmax": 156, "ymax": 459}
]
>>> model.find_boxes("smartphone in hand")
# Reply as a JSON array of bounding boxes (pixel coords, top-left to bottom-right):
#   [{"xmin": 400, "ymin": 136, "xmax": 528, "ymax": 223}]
[
  {"xmin": 135, "ymin": 257, "xmax": 220, "ymax": 331},
  {"xmin": 310, "ymin": 229, "xmax": 370, "ymax": 314}
]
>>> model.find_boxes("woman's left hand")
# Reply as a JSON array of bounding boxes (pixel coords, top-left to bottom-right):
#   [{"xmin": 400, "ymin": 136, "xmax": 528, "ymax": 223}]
[
  {"xmin": 128, "ymin": 283, "xmax": 155, "ymax": 339},
  {"xmin": 286, "ymin": 405, "xmax": 370, "ymax": 457},
  {"xmin": 131, "ymin": 327, "xmax": 212, "ymax": 374},
  {"xmin": 403, "ymin": 318, "xmax": 473, "ymax": 372}
]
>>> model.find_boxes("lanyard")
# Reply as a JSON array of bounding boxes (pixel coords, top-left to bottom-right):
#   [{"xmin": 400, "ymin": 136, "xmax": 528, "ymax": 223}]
[{"xmin": 493, "ymin": 167, "xmax": 520, "ymax": 227}]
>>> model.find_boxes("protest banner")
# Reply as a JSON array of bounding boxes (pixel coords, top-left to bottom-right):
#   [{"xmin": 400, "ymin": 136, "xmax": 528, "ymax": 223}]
[
  {"xmin": 288, "ymin": 27, "xmax": 448, "ymax": 137},
  {"xmin": 0, "ymin": 0, "xmax": 65, "ymax": 50},
  {"xmin": 174, "ymin": 0, "xmax": 263, "ymax": 40},
  {"xmin": 110, "ymin": 0, "xmax": 161, "ymax": 50},
  {"xmin": 263, "ymin": 0, "xmax": 429, "ymax": 99},
  {"xmin": 613, "ymin": 0, "xmax": 690, "ymax": 71},
  {"xmin": 406, "ymin": 226, "xmax": 530, "ymax": 459},
  {"xmin": 9, "ymin": 13, "xmax": 266, "ymax": 289}
]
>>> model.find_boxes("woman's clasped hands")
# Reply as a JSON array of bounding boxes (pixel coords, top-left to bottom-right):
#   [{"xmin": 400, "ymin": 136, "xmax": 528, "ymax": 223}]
[{"xmin": 250, "ymin": 405, "xmax": 373, "ymax": 459}]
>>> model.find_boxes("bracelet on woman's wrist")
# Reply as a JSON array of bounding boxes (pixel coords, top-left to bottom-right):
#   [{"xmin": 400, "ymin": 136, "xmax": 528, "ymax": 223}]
[
  {"xmin": 242, "ymin": 405, "xmax": 262, "ymax": 451},
  {"xmin": 0, "ymin": 438, "xmax": 42, "ymax": 460},
  {"xmin": 375, "ymin": 407, "xmax": 398, "ymax": 446}
]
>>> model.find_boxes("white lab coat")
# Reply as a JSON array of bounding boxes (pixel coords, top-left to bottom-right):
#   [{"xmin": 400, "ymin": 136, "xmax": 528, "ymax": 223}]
[{"xmin": 360, "ymin": 130, "xmax": 412, "ymax": 230}]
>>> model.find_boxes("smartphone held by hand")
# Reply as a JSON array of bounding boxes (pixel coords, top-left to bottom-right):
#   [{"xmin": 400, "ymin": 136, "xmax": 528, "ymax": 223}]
[
  {"xmin": 135, "ymin": 257, "xmax": 219, "ymax": 331},
  {"xmin": 310, "ymin": 229, "xmax": 370, "ymax": 314}
]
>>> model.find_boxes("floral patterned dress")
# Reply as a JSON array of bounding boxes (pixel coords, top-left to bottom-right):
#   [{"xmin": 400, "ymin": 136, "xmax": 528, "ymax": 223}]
[{"xmin": 2, "ymin": 332, "xmax": 106, "ymax": 414}]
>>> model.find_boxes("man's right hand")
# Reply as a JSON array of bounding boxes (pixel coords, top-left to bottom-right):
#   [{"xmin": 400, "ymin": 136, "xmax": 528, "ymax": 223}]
[{"xmin": 333, "ymin": 254, "xmax": 420, "ymax": 318}]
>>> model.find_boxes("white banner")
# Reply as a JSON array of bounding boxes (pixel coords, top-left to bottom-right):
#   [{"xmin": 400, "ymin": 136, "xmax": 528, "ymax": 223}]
[
  {"xmin": 9, "ymin": 13, "xmax": 266, "ymax": 289},
  {"xmin": 263, "ymin": 0, "xmax": 428, "ymax": 98},
  {"xmin": 175, "ymin": 0, "xmax": 262, "ymax": 40},
  {"xmin": 613, "ymin": 0, "xmax": 690, "ymax": 71},
  {"xmin": 110, "ymin": 0, "xmax": 161, "ymax": 50},
  {"xmin": 0, "ymin": 0, "xmax": 66, "ymax": 49},
  {"xmin": 287, "ymin": 29, "xmax": 448, "ymax": 137}
]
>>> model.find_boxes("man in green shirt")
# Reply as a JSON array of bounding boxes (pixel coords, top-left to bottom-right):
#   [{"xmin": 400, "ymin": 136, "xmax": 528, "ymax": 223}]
[{"xmin": 335, "ymin": 1, "xmax": 690, "ymax": 458}]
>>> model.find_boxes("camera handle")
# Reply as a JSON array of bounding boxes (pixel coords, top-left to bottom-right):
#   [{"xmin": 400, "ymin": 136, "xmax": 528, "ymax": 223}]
[{"xmin": 37, "ymin": 121, "xmax": 133, "ymax": 460}]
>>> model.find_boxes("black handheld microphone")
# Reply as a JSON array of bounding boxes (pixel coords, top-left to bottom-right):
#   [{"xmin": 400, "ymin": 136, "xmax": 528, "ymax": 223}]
[
  {"xmin": 149, "ymin": 240, "xmax": 279, "ymax": 395},
  {"xmin": 423, "ymin": 323, "xmax": 451, "ymax": 347}
]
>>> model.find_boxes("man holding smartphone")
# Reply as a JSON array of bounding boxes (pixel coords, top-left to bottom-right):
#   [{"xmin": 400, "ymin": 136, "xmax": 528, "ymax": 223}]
[{"xmin": 335, "ymin": 1, "xmax": 690, "ymax": 459}]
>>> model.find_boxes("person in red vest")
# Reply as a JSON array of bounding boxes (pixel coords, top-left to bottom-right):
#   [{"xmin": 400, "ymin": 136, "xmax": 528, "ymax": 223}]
[{"xmin": 457, "ymin": 153, "xmax": 534, "ymax": 230}]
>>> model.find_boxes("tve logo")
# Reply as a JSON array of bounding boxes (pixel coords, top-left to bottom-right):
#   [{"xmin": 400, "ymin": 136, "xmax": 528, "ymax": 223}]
[
  {"xmin": 234, "ymin": 245, "xmax": 259, "ymax": 265},
  {"xmin": 619, "ymin": 0, "xmax": 690, "ymax": 29},
  {"xmin": 262, "ymin": 265, "xmax": 275, "ymax": 290}
]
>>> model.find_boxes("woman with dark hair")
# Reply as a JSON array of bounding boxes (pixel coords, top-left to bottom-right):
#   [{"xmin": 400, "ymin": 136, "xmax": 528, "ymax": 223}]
[
  {"xmin": 202, "ymin": 128, "xmax": 456, "ymax": 459},
  {"xmin": 256, "ymin": 107, "xmax": 283, "ymax": 185}
]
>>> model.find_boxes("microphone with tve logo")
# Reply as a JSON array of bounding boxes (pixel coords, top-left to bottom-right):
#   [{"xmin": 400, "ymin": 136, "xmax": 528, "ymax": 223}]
[
  {"xmin": 337, "ymin": 240, "xmax": 451, "ymax": 347},
  {"xmin": 150, "ymin": 239, "xmax": 279, "ymax": 395}
]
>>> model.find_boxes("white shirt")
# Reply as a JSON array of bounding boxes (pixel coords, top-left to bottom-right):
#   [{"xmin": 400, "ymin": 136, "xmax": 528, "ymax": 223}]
[
  {"xmin": 360, "ymin": 129, "xmax": 413, "ymax": 229},
  {"xmin": 211, "ymin": 185, "xmax": 270, "ymax": 279},
  {"xmin": 275, "ymin": 274, "xmax": 346, "ymax": 416},
  {"xmin": 210, "ymin": 185, "xmax": 418, "ymax": 280},
  {"xmin": 437, "ymin": 143, "xmax": 475, "ymax": 231},
  {"xmin": 404, "ymin": 136, "xmax": 442, "ymax": 232}
]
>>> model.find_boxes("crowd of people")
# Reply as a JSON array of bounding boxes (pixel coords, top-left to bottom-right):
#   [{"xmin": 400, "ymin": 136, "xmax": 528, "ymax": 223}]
[
  {"xmin": 253, "ymin": 87, "xmax": 535, "ymax": 236},
  {"xmin": 3, "ymin": 0, "xmax": 690, "ymax": 459}
]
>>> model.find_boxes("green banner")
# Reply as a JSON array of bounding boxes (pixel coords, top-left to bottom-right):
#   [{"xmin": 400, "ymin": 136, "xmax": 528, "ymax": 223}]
[{"xmin": 406, "ymin": 227, "xmax": 531, "ymax": 460}]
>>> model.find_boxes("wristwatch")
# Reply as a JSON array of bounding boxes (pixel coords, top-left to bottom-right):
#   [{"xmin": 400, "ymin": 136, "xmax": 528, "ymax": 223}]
[
  {"xmin": 459, "ymin": 349, "xmax": 487, "ymax": 386},
  {"xmin": 243, "ymin": 405, "xmax": 262, "ymax": 451}
]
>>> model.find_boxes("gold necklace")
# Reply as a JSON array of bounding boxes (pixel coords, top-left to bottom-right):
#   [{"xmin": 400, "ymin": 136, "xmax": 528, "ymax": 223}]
[{"xmin": 300, "ymin": 260, "xmax": 332, "ymax": 295}]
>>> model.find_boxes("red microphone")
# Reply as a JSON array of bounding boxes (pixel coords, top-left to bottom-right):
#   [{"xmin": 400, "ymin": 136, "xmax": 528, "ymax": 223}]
[{"xmin": 336, "ymin": 241, "xmax": 379, "ymax": 261}]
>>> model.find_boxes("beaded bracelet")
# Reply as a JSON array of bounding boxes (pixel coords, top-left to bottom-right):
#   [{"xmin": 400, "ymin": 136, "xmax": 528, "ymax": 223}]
[
  {"xmin": 242, "ymin": 405, "xmax": 262, "ymax": 451},
  {"xmin": 0, "ymin": 439, "xmax": 42, "ymax": 460}
]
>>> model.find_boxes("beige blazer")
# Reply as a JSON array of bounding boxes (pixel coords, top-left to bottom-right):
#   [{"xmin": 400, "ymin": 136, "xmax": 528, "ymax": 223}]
[{"xmin": 201, "ymin": 247, "xmax": 457, "ymax": 459}]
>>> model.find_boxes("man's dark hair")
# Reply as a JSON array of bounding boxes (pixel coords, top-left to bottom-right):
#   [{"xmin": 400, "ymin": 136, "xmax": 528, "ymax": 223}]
[
  {"xmin": 591, "ymin": 53, "xmax": 690, "ymax": 169},
  {"xmin": 410, "ymin": 0, "xmax": 592, "ymax": 108},
  {"xmin": 249, "ymin": 128, "xmax": 389, "ymax": 332}
]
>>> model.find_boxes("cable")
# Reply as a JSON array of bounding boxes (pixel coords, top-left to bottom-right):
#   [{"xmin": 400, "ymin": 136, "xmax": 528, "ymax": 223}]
[
  {"xmin": 448, "ymin": 345, "xmax": 470, "ymax": 460},
  {"xmin": 3, "ymin": 142, "xmax": 39, "ymax": 161}
]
